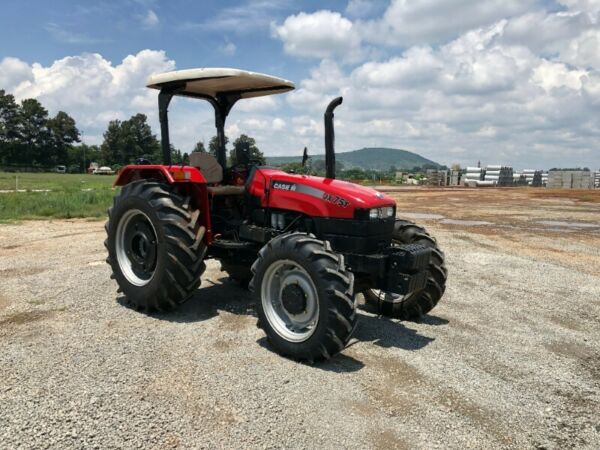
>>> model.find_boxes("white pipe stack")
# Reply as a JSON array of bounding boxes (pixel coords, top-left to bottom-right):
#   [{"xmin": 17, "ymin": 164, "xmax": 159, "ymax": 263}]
[{"xmin": 464, "ymin": 167, "xmax": 483, "ymax": 185}]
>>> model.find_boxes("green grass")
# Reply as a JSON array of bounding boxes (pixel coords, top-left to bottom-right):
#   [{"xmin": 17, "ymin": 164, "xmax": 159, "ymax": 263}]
[
  {"xmin": 0, "ymin": 172, "xmax": 117, "ymax": 221},
  {"xmin": 0, "ymin": 172, "xmax": 114, "ymax": 191}
]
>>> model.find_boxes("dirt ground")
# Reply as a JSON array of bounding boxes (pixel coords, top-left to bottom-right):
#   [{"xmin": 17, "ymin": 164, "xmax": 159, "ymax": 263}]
[{"xmin": 0, "ymin": 187, "xmax": 599, "ymax": 449}]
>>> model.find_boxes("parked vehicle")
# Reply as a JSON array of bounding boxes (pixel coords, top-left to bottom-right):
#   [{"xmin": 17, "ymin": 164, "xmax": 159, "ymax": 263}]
[
  {"xmin": 105, "ymin": 68, "xmax": 447, "ymax": 362},
  {"xmin": 93, "ymin": 166, "xmax": 115, "ymax": 175}
]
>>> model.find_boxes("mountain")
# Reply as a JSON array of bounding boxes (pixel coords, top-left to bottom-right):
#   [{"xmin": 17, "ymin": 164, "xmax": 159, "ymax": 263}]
[{"xmin": 266, "ymin": 147, "xmax": 441, "ymax": 171}]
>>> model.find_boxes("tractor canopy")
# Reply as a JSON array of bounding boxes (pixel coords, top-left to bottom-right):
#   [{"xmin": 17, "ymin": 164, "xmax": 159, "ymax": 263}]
[
  {"xmin": 146, "ymin": 68, "xmax": 295, "ymax": 168},
  {"xmin": 147, "ymin": 68, "xmax": 295, "ymax": 99}
]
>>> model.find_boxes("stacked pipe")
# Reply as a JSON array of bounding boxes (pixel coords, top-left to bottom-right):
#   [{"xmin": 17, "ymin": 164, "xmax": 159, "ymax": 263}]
[
  {"xmin": 464, "ymin": 167, "xmax": 483, "ymax": 187},
  {"xmin": 595, "ymin": 171, "xmax": 600, "ymax": 188},
  {"xmin": 484, "ymin": 164, "xmax": 500, "ymax": 186},
  {"xmin": 522, "ymin": 169, "xmax": 541, "ymax": 186}
]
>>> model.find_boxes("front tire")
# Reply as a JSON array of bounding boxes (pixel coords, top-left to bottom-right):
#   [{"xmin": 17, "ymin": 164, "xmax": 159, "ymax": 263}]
[
  {"xmin": 363, "ymin": 219, "xmax": 447, "ymax": 320},
  {"xmin": 250, "ymin": 233, "xmax": 356, "ymax": 362},
  {"xmin": 105, "ymin": 180, "xmax": 207, "ymax": 312}
]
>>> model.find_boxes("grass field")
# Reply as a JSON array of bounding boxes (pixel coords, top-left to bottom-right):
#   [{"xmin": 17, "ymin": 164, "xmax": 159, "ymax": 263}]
[{"xmin": 0, "ymin": 172, "xmax": 116, "ymax": 221}]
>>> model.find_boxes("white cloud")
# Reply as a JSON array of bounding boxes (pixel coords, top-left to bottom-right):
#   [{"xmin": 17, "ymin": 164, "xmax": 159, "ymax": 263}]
[
  {"xmin": 272, "ymin": 118, "xmax": 286, "ymax": 130},
  {"xmin": 558, "ymin": 0, "xmax": 600, "ymax": 14},
  {"xmin": 272, "ymin": 11, "xmax": 364, "ymax": 62},
  {"xmin": 358, "ymin": 0, "xmax": 541, "ymax": 47},
  {"xmin": 561, "ymin": 29, "xmax": 600, "ymax": 70},
  {"xmin": 141, "ymin": 10, "xmax": 159, "ymax": 28},
  {"xmin": 278, "ymin": 11, "xmax": 600, "ymax": 168},
  {"xmin": 532, "ymin": 61, "xmax": 586, "ymax": 91},
  {"xmin": 0, "ymin": 57, "xmax": 33, "ymax": 92},
  {"xmin": 4, "ymin": 50, "xmax": 175, "ymax": 137},
  {"xmin": 219, "ymin": 41, "xmax": 237, "ymax": 56}
]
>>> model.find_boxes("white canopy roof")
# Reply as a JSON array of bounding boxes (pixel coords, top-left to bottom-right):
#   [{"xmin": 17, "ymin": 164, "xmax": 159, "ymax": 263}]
[{"xmin": 146, "ymin": 68, "xmax": 295, "ymax": 99}]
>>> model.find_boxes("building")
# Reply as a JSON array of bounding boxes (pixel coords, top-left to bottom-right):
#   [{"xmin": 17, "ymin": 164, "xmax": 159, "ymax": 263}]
[
  {"xmin": 448, "ymin": 170, "xmax": 461, "ymax": 186},
  {"xmin": 547, "ymin": 170, "xmax": 594, "ymax": 189},
  {"xmin": 425, "ymin": 169, "xmax": 448, "ymax": 186}
]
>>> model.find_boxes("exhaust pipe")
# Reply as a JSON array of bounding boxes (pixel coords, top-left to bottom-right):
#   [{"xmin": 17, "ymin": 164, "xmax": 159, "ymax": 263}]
[{"xmin": 324, "ymin": 96, "xmax": 343, "ymax": 179}]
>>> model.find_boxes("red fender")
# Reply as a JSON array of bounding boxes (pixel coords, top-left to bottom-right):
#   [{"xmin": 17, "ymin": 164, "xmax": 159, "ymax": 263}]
[
  {"xmin": 114, "ymin": 164, "xmax": 207, "ymax": 186},
  {"xmin": 113, "ymin": 164, "xmax": 213, "ymax": 243}
]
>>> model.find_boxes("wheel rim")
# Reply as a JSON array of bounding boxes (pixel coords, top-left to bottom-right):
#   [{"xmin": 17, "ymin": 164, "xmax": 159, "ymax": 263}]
[
  {"xmin": 115, "ymin": 209, "xmax": 158, "ymax": 287},
  {"xmin": 261, "ymin": 259, "xmax": 319, "ymax": 343}
]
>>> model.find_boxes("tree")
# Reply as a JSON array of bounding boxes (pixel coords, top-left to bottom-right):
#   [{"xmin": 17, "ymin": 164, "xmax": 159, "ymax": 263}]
[
  {"xmin": 342, "ymin": 168, "xmax": 367, "ymax": 180},
  {"xmin": 0, "ymin": 90, "xmax": 22, "ymax": 165},
  {"xmin": 312, "ymin": 159, "xmax": 326, "ymax": 174},
  {"xmin": 100, "ymin": 114, "xmax": 160, "ymax": 166},
  {"xmin": 229, "ymin": 134, "xmax": 265, "ymax": 165},
  {"xmin": 67, "ymin": 143, "xmax": 101, "ymax": 173},
  {"xmin": 100, "ymin": 120, "xmax": 123, "ymax": 166},
  {"xmin": 281, "ymin": 161, "xmax": 305, "ymax": 173},
  {"xmin": 170, "ymin": 146, "xmax": 187, "ymax": 165},
  {"xmin": 47, "ymin": 111, "xmax": 80, "ymax": 165},
  {"xmin": 208, "ymin": 135, "xmax": 228, "ymax": 157},
  {"xmin": 19, "ymin": 98, "xmax": 52, "ymax": 166},
  {"xmin": 192, "ymin": 140, "xmax": 206, "ymax": 153}
]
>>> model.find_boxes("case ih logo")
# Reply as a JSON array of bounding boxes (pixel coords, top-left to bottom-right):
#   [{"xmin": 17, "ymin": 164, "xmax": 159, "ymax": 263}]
[{"xmin": 272, "ymin": 181, "xmax": 297, "ymax": 191}]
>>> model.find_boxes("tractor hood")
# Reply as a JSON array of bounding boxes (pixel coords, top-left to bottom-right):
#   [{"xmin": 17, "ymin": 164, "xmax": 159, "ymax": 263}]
[{"xmin": 248, "ymin": 168, "xmax": 396, "ymax": 219}]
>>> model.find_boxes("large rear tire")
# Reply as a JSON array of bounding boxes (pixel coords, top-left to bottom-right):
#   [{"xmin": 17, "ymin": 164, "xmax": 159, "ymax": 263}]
[
  {"xmin": 250, "ymin": 233, "xmax": 356, "ymax": 362},
  {"xmin": 363, "ymin": 219, "xmax": 447, "ymax": 320},
  {"xmin": 105, "ymin": 180, "xmax": 207, "ymax": 312}
]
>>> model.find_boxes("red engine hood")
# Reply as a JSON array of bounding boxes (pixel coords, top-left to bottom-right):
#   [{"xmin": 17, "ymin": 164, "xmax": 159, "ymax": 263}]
[{"xmin": 248, "ymin": 168, "xmax": 396, "ymax": 219}]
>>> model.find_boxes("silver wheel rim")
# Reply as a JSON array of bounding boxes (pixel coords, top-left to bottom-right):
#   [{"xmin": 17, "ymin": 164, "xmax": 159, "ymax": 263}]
[
  {"xmin": 115, "ymin": 209, "xmax": 158, "ymax": 287},
  {"xmin": 261, "ymin": 259, "xmax": 319, "ymax": 342}
]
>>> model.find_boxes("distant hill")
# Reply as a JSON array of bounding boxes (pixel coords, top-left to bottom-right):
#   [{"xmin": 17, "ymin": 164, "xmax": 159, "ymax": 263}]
[{"xmin": 266, "ymin": 147, "xmax": 441, "ymax": 171}]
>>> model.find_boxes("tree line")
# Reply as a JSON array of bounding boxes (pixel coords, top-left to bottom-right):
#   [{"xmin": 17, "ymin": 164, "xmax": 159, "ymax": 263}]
[{"xmin": 0, "ymin": 89, "xmax": 265, "ymax": 172}]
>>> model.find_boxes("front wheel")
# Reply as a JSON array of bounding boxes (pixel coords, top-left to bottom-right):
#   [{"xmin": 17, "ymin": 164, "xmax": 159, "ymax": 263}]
[
  {"xmin": 363, "ymin": 219, "xmax": 447, "ymax": 320},
  {"xmin": 250, "ymin": 233, "xmax": 356, "ymax": 362}
]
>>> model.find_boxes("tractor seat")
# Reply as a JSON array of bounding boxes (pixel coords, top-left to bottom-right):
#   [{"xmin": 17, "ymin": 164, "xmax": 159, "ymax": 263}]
[
  {"xmin": 189, "ymin": 152, "xmax": 245, "ymax": 195},
  {"xmin": 189, "ymin": 152, "xmax": 223, "ymax": 184}
]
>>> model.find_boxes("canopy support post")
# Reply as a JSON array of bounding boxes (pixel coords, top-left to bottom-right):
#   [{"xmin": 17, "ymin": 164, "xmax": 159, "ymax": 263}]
[{"xmin": 208, "ymin": 94, "xmax": 240, "ymax": 171}]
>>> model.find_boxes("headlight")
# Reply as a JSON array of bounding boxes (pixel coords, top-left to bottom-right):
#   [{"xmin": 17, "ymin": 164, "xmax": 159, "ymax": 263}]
[{"xmin": 368, "ymin": 206, "xmax": 395, "ymax": 219}]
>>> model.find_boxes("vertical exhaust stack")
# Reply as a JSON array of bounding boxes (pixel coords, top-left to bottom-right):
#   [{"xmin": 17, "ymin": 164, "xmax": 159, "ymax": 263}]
[
  {"xmin": 324, "ymin": 97, "xmax": 343, "ymax": 179},
  {"xmin": 158, "ymin": 89, "xmax": 173, "ymax": 166}
]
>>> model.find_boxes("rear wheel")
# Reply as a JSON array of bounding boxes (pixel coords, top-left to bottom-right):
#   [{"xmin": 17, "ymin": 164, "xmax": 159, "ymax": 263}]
[
  {"xmin": 105, "ymin": 180, "xmax": 207, "ymax": 312},
  {"xmin": 363, "ymin": 219, "xmax": 447, "ymax": 320},
  {"xmin": 250, "ymin": 233, "xmax": 356, "ymax": 362}
]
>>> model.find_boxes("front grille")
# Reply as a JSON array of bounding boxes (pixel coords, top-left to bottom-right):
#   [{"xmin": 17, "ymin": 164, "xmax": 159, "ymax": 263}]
[{"xmin": 313, "ymin": 216, "xmax": 395, "ymax": 254}]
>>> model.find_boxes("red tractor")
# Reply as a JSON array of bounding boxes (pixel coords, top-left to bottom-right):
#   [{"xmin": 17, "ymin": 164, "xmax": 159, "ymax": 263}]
[{"xmin": 105, "ymin": 68, "xmax": 447, "ymax": 362}]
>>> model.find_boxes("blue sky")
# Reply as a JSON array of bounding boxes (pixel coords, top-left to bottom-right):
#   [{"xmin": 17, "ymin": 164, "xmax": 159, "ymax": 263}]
[{"xmin": 1, "ymin": 0, "xmax": 599, "ymax": 170}]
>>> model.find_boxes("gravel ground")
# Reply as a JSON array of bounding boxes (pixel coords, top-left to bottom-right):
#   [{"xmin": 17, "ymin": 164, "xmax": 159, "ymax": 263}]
[{"xmin": 1, "ymin": 191, "xmax": 599, "ymax": 449}]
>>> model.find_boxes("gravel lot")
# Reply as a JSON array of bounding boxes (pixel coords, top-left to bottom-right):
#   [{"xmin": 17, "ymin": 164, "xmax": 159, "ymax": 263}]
[{"xmin": 1, "ymin": 189, "xmax": 599, "ymax": 449}]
